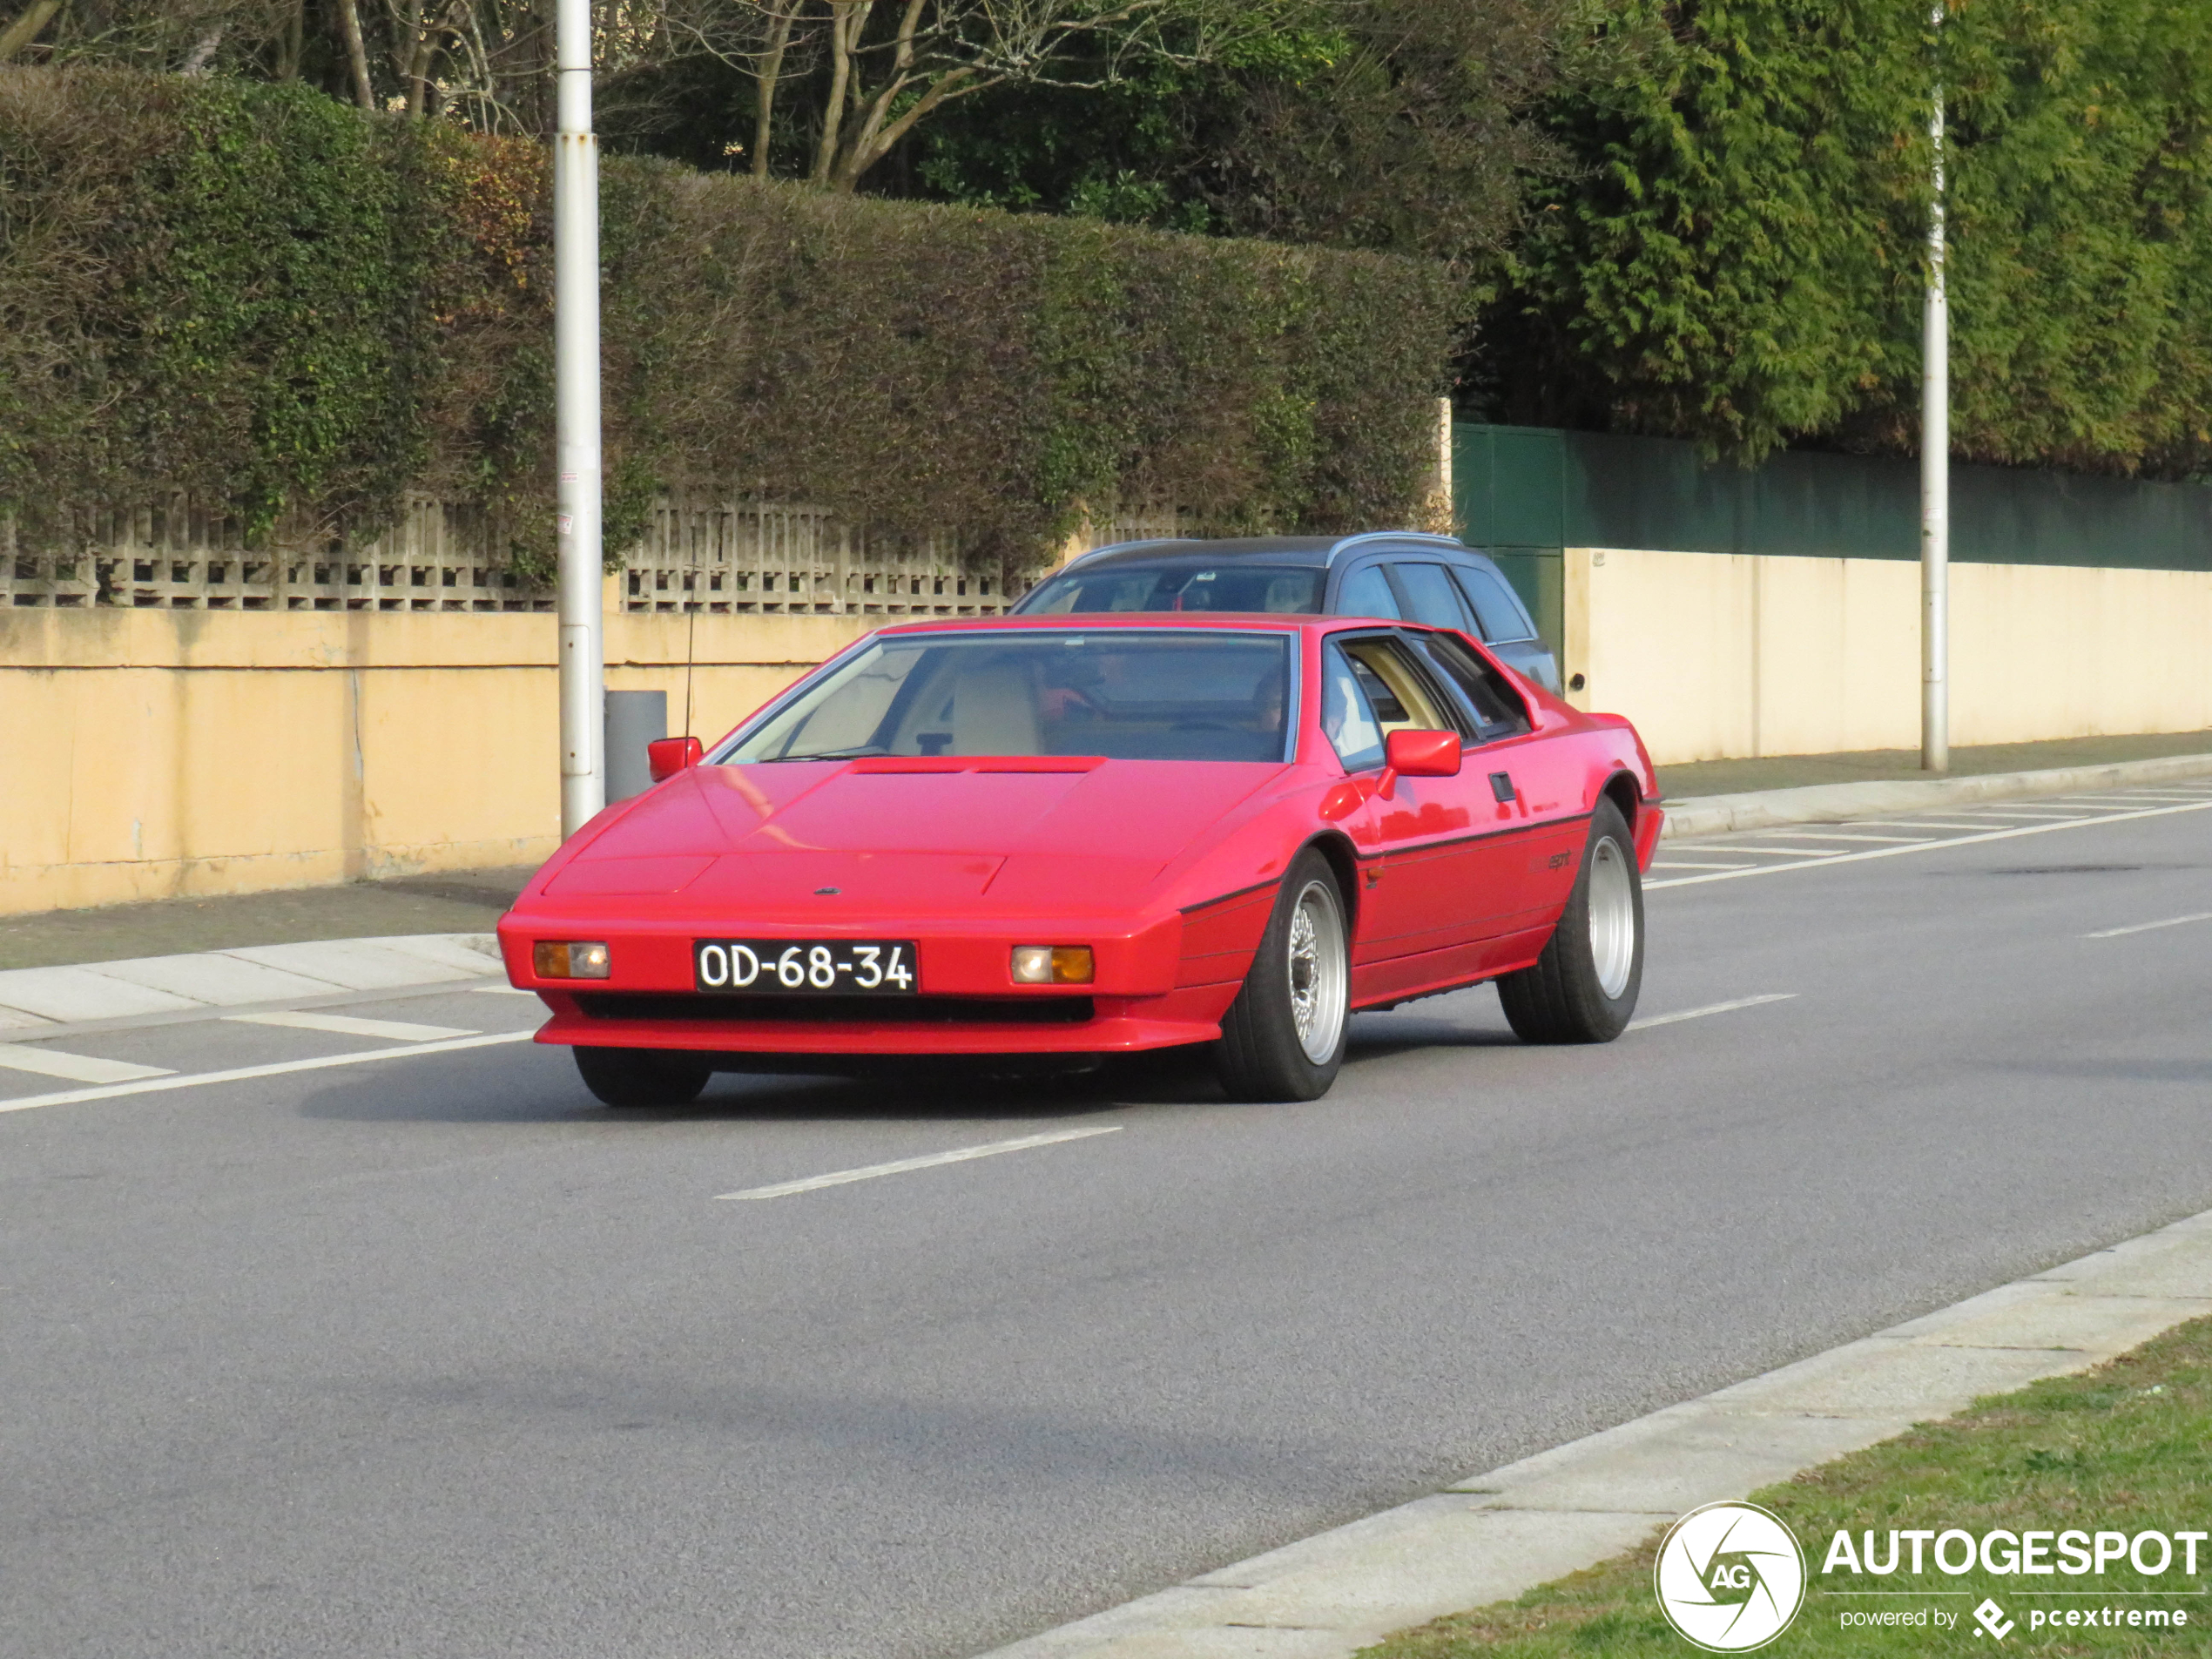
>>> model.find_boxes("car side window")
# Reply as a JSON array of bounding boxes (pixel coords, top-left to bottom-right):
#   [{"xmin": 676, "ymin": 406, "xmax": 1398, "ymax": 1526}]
[
  {"xmin": 1418, "ymin": 631, "xmax": 1534, "ymax": 742},
  {"xmin": 1320, "ymin": 644, "xmax": 1386, "ymax": 772},
  {"xmin": 1393, "ymin": 563, "xmax": 1477, "ymax": 632},
  {"xmin": 1322, "ymin": 635, "xmax": 1468, "ymax": 776},
  {"xmin": 1336, "ymin": 563, "xmax": 1401, "ymax": 620},
  {"xmin": 1453, "ymin": 565, "xmax": 1539, "ymax": 644}
]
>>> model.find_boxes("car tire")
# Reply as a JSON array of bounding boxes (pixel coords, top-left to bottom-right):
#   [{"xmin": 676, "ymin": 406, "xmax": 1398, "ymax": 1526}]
[
  {"xmin": 1497, "ymin": 798, "xmax": 1643, "ymax": 1043},
  {"xmin": 1216, "ymin": 850, "xmax": 1352, "ymax": 1103},
  {"xmin": 574, "ymin": 1046, "xmax": 712, "ymax": 1109}
]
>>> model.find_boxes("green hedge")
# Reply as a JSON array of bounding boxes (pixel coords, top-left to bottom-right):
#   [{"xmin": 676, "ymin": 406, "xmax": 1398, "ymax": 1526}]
[
  {"xmin": 1487, "ymin": 0, "xmax": 2212, "ymax": 478},
  {"xmin": 0, "ymin": 68, "xmax": 1463, "ymax": 578}
]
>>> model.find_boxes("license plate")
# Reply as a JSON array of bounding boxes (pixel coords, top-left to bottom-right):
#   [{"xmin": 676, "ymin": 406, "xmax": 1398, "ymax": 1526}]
[{"xmin": 692, "ymin": 939, "xmax": 917, "ymax": 995}]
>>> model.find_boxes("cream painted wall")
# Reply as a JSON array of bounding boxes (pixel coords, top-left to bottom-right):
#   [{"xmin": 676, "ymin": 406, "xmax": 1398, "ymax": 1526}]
[
  {"xmin": 0, "ymin": 591, "xmax": 871, "ymax": 915},
  {"xmin": 10, "ymin": 549, "xmax": 2212, "ymax": 913},
  {"xmin": 1564, "ymin": 547, "xmax": 2212, "ymax": 765}
]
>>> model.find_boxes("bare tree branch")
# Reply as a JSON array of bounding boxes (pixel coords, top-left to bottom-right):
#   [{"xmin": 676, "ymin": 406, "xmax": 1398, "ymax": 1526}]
[{"xmin": 0, "ymin": 1, "xmax": 67, "ymax": 61}]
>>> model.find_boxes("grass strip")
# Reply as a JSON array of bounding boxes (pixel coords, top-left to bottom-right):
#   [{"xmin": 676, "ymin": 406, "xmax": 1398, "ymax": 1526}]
[{"xmin": 1362, "ymin": 1316, "xmax": 2212, "ymax": 1656}]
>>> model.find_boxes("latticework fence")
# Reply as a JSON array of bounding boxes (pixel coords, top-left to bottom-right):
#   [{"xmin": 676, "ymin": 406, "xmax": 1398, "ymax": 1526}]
[{"xmin": 1, "ymin": 494, "xmax": 1184, "ymax": 615}]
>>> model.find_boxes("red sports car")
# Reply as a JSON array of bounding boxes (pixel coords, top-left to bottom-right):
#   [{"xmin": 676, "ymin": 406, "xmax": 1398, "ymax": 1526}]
[{"xmin": 498, "ymin": 612, "xmax": 1662, "ymax": 1105}]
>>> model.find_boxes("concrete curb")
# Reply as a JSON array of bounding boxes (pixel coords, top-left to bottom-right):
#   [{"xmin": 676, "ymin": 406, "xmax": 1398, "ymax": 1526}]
[
  {"xmin": 0, "ymin": 934, "xmax": 503, "ymax": 1034},
  {"xmin": 1660, "ymin": 751, "xmax": 2212, "ymax": 840},
  {"xmin": 977, "ymin": 1209, "xmax": 2212, "ymax": 1659}
]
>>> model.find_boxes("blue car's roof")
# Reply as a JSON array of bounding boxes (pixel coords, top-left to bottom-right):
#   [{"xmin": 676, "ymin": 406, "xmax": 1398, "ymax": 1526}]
[{"xmin": 1060, "ymin": 532, "xmax": 1481, "ymax": 573}]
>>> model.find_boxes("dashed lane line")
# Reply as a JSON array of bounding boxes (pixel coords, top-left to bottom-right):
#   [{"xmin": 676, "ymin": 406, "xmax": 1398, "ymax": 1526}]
[
  {"xmin": 2083, "ymin": 911, "xmax": 2212, "ymax": 941},
  {"xmin": 226, "ymin": 1010, "xmax": 478, "ymax": 1042},
  {"xmin": 1627, "ymin": 994, "xmax": 1797, "ymax": 1032},
  {"xmin": 1741, "ymin": 830, "xmax": 1931, "ymax": 844},
  {"xmin": 0, "ymin": 1030, "xmax": 534, "ymax": 1116},
  {"xmin": 0, "ymin": 1043, "xmax": 175, "ymax": 1085},
  {"xmin": 715, "ymin": 1126, "xmax": 1123, "ymax": 1202},
  {"xmin": 1649, "ymin": 798, "xmax": 2212, "ymax": 890}
]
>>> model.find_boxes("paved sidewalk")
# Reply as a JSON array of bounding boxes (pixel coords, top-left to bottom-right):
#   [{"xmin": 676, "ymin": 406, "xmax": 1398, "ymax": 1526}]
[
  {"xmin": 1656, "ymin": 728, "xmax": 2212, "ymax": 799},
  {"xmin": 0, "ymin": 934, "xmax": 506, "ymax": 1035},
  {"xmin": 0, "ymin": 866, "xmax": 533, "ymax": 972},
  {"xmin": 981, "ymin": 1208, "xmax": 2212, "ymax": 1659}
]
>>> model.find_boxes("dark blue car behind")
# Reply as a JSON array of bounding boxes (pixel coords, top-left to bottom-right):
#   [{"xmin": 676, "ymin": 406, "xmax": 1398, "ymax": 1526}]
[{"xmin": 1010, "ymin": 532, "xmax": 1561, "ymax": 692}]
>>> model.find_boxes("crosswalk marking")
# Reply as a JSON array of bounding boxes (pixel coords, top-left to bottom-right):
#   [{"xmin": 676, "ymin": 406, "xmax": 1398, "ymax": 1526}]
[
  {"xmin": 225, "ymin": 1011, "xmax": 478, "ymax": 1042},
  {"xmin": 0, "ymin": 1043, "xmax": 175, "ymax": 1084}
]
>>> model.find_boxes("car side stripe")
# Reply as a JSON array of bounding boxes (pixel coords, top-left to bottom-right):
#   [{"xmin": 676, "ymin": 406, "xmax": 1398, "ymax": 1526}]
[{"xmin": 1180, "ymin": 878, "xmax": 1283, "ymax": 915}]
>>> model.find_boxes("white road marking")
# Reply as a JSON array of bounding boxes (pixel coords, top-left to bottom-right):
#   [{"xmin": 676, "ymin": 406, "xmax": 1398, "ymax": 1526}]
[
  {"xmin": 2061, "ymin": 800, "xmax": 2212, "ymax": 813},
  {"xmin": 1649, "ymin": 798, "xmax": 2212, "ymax": 889},
  {"xmin": 0, "ymin": 1030, "xmax": 532, "ymax": 1115},
  {"xmin": 1848, "ymin": 819, "xmax": 1996, "ymax": 831},
  {"xmin": 1725, "ymin": 845, "xmax": 1869, "ymax": 857},
  {"xmin": 716, "ymin": 1126, "xmax": 1123, "ymax": 1202},
  {"xmin": 1651, "ymin": 860, "xmax": 1758, "ymax": 871},
  {"xmin": 2084, "ymin": 911, "xmax": 2212, "ymax": 940},
  {"xmin": 472, "ymin": 985, "xmax": 539, "ymax": 995},
  {"xmin": 1743, "ymin": 830, "xmax": 1930, "ymax": 844},
  {"xmin": 1953, "ymin": 808, "xmax": 2098, "ymax": 819},
  {"xmin": 226, "ymin": 1010, "xmax": 478, "ymax": 1042},
  {"xmin": 1628, "ymin": 994, "xmax": 1798, "ymax": 1032},
  {"xmin": 0, "ymin": 1043, "xmax": 175, "ymax": 1084}
]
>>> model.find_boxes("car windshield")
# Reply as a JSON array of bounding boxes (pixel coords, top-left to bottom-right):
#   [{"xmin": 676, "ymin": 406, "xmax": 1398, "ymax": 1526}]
[
  {"xmin": 723, "ymin": 631, "xmax": 1295, "ymax": 764},
  {"xmin": 1018, "ymin": 562, "xmax": 1323, "ymax": 616}
]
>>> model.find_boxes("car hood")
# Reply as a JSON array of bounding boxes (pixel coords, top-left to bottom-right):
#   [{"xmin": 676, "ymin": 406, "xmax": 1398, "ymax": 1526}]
[{"xmin": 539, "ymin": 759, "xmax": 1284, "ymax": 914}]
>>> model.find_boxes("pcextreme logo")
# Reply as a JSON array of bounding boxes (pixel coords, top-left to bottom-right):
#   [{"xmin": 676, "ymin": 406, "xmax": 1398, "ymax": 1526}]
[{"xmin": 1655, "ymin": 1501, "xmax": 1808, "ymax": 1652}]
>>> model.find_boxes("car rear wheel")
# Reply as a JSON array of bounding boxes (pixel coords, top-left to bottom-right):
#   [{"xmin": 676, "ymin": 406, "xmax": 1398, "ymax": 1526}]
[
  {"xmin": 574, "ymin": 1046, "xmax": 712, "ymax": 1109},
  {"xmin": 1216, "ymin": 850, "xmax": 1351, "ymax": 1102},
  {"xmin": 1497, "ymin": 798, "xmax": 1643, "ymax": 1043}
]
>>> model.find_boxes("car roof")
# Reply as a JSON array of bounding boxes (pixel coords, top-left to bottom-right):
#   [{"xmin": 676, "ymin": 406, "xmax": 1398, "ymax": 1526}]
[
  {"xmin": 1056, "ymin": 531, "xmax": 1479, "ymax": 573},
  {"xmin": 872, "ymin": 611, "xmax": 1416, "ymax": 639}
]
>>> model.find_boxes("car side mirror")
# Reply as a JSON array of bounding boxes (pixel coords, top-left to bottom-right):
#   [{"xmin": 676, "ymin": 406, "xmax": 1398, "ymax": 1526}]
[
  {"xmin": 1376, "ymin": 728, "xmax": 1460, "ymax": 799},
  {"xmin": 646, "ymin": 736, "xmax": 704, "ymax": 783}
]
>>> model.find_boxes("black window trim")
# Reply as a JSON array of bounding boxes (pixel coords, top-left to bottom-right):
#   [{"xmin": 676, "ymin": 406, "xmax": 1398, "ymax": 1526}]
[{"xmin": 1401, "ymin": 624, "xmax": 1534, "ymax": 745}]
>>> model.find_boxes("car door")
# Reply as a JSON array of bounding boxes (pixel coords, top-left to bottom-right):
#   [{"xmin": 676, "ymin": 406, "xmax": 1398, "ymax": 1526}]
[
  {"xmin": 1411, "ymin": 628, "xmax": 1587, "ymax": 938},
  {"xmin": 1318, "ymin": 631, "xmax": 1498, "ymax": 964}
]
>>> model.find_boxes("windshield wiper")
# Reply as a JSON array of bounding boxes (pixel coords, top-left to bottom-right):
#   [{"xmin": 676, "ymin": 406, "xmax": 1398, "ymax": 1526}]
[{"xmin": 761, "ymin": 745, "xmax": 889, "ymax": 763}]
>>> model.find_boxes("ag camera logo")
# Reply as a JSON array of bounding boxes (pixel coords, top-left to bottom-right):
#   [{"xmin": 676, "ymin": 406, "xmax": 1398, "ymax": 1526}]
[{"xmin": 1655, "ymin": 1501, "xmax": 1807, "ymax": 1651}]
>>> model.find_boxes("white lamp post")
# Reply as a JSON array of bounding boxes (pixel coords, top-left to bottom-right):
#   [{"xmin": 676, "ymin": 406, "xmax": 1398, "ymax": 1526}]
[
  {"xmin": 1921, "ymin": 2, "xmax": 1950, "ymax": 773},
  {"xmin": 554, "ymin": 0, "xmax": 606, "ymax": 835}
]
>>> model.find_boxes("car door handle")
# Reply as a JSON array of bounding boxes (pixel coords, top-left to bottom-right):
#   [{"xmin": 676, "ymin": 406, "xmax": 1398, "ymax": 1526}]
[{"xmin": 1489, "ymin": 771, "xmax": 1516, "ymax": 804}]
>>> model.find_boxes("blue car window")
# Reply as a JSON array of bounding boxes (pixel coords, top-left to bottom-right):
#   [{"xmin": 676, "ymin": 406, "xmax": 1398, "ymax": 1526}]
[
  {"xmin": 1394, "ymin": 563, "xmax": 1476, "ymax": 632},
  {"xmin": 1336, "ymin": 564, "xmax": 1400, "ymax": 620},
  {"xmin": 1453, "ymin": 565, "xmax": 1538, "ymax": 644}
]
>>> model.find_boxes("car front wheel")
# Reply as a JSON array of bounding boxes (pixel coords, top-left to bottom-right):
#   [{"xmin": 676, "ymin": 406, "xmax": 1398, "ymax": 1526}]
[
  {"xmin": 1497, "ymin": 798, "xmax": 1643, "ymax": 1043},
  {"xmin": 574, "ymin": 1046, "xmax": 712, "ymax": 1109},
  {"xmin": 1216, "ymin": 850, "xmax": 1351, "ymax": 1102}
]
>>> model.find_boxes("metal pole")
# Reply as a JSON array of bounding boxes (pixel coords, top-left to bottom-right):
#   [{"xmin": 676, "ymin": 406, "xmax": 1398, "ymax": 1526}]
[
  {"xmin": 1920, "ymin": 3, "xmax": 1950, "ymax": 773},
  {"xmin": 555, "ymin": 0, "xmax": 606, "ymax": 835}
]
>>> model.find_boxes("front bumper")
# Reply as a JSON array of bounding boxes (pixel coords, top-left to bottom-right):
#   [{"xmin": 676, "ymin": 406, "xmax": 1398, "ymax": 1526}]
[{"xmin": 497, "ymin": 900, "xmax": 1265, "ymax": 1057}]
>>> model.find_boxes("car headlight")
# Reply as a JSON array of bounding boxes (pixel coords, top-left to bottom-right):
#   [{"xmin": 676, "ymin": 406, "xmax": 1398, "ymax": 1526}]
[
  {"xmin": 1010, "ymin": 945, "xmax": 1094, "ymax": 985},
  {"xmin": 535, "ymin": 941, "xmax": 610, "ymax": 979}
]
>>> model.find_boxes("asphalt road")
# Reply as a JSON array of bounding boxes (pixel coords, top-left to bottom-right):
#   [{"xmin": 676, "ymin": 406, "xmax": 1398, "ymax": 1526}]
[{"xmin": 5, "ymin": 783, "xmax": 2211, "ymax": 1659}]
